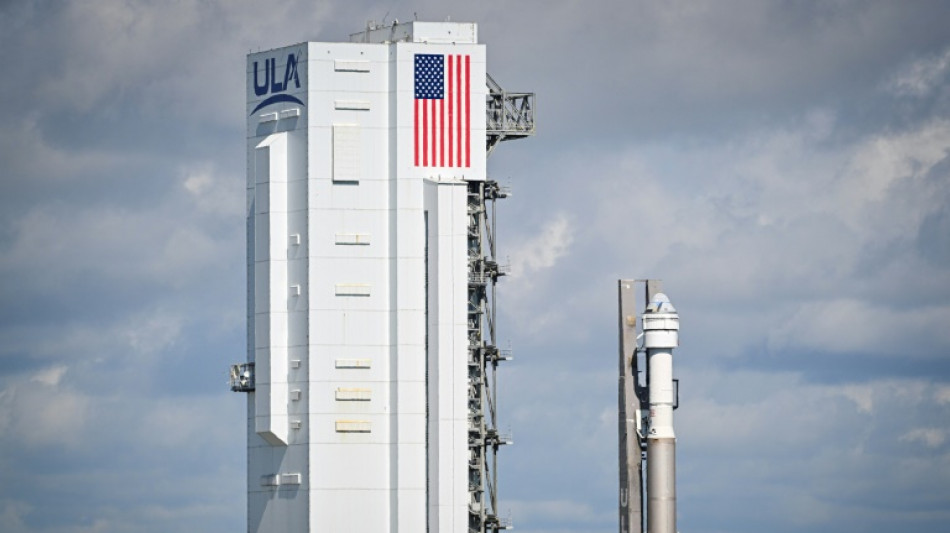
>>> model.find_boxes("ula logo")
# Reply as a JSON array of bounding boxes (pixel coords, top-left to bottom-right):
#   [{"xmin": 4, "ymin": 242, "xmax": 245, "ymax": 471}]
[{"xmin": 250, "ymin": 52, "xmax": 304, "ymax": 114}]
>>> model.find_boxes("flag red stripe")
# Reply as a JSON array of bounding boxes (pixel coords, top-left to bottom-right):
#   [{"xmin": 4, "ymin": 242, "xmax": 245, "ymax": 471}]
[
  {"xmin": 447, "ymin": 55, "xmax": 454, "ymax": 167},
  {"xmin": 439, "ymin": 98, "xmax": 444, "ymax": 167},
  {"xmin": 464, "ymin": 55, "xmax": 470, "ymax": 168},
  {"xmin": 422, "ymin": 98, "xmax": 428, "ymax": 167},
  {"xmin": 414, "ymin": 99, "xmax": 419, "ymax": 167},
  {"xmin": 456, "ymin": 55, "xmax": 462, "ymax": 167},
  {"xmin": 428, "ymin": 99, "xmax": 433, "ymax": 166}
]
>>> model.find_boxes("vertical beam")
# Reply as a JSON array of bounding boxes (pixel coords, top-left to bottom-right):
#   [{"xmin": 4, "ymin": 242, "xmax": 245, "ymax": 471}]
[
  {"xmin": 618, "ymin": 280, "xmax": 642, "ymax": 533},
  {"xmin": 254, "ymin": 133, "xmax": 290, "ymax": 447},
  {"xmin": 468, "ymin": 181, "xmax": 508, "ymax": 533},
  {"xmin": 467, "ymin": 181, "xmax": 487, "ymax": 533},
  {"xmin": 645, "ymin": 280, "xmax": 662, "ymax": 308}
]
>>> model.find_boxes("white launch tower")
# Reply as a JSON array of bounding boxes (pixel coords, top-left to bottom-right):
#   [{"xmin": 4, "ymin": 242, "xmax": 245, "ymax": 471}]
[{"xmin": 230, "ymin": 21, "xmax": 534, "ymax": 533}]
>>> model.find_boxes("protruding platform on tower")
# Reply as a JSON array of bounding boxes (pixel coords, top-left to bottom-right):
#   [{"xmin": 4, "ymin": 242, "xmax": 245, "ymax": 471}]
[{"xmin": 486, "ymin": 74, "xmax": 535, "ymax": 155}]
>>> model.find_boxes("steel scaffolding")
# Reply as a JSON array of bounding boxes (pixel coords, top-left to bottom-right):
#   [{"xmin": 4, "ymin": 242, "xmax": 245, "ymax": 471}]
[
  {"xmin": 467, "ymin": 179, "xmax": 512, "ymax": 533},
  {"xmin": 486, "ymin": 74, "xmax": 535, "ymax": 155}
]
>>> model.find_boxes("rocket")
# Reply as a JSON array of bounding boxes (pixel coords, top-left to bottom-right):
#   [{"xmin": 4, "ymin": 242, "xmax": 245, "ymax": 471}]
[{"xmin": 643, "ymin": 293, "xmax": 679, "ymax": 533}]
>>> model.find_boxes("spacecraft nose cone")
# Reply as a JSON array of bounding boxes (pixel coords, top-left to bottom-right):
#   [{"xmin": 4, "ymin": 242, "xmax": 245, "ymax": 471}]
[{"xmin": 648, "ymin": 292, "xmax": 676, "ymax": 313}]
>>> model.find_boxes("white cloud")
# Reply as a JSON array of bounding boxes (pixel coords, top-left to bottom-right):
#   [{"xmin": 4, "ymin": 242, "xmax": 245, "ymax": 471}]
[
  {"xmin": 513, "ymin": 109, "xmax": 950, "ymax": 358},
  {"xmin": 0, "ymin": 389, "xmax": 12, "ymax": 434},
  {"xmin": 31, "ymin": 365, "xmax": 68, "ymax": 386},
  {"xmin": 0, "ymin": 196, "xmax": 236, "ymax": 293},
  {"xmin": 889, "ymin": 47, "xmax": 950, "ymax": 97},
  {"xmin": 0, "ymin": 381, "xmax": 90, "ymax": 448},
  {"xmin": 506, "ymin": 499, "xmax": 602, "ymax": 524},
  {"xmin": 767, "ymin": 298, "xmax": 950, "ymax": 356},
  {"xmin": 181, "ymin": 164, "xmax": 245, "ymax": 218},
  {"xmin": 15, "ymin": 1, "xmax": 335, "ymax": 126},
  {"xmin": 836, "ymin": 120, "xmax": 950, "ymax": 233},
  {"xmin": 508, "ymin": 213, "xmax": 574, "ymax": 278},
  {"xmin": 0, "ymin": 310, "xmax": 181, "ymax": 367},
  {"xmin": 0, "ymin": 500, "xmax": 31, "ymax": 533},
  {"xmin": 900, "ymin": 428, "xmax": 947, "ymax": 448},
  {"xmin": 125, "ymin": 312, "xmax": 183, "ymax": 356},
  {"xmin": 0, "ymin": 115, "xmax": 128, "ymax": 183},
  {"xmin": 838, "ymin": 384, "xmax": 875, "ymax": 414},
  {"xmin": 501, "ymin": 213, "xmax": 576, "ymax": 336},
  {"xmin": 935, "ymin": 385, "xmax": 950, "ymax": 405},
  {"xmin": 504, "ymin": 362, "xmax": 950, "ymax": 532}
]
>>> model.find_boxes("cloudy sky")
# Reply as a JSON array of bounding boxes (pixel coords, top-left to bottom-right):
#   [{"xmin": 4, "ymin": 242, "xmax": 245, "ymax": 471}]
[{"xmin": 1, "ymin": 1, "xmax": 949, "ymax": 532}]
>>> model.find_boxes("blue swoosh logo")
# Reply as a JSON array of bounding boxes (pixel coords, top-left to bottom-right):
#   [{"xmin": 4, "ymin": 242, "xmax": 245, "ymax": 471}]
[{"xmin": 251, "ymin": 93, "xmax": 305, "ymax": 115}]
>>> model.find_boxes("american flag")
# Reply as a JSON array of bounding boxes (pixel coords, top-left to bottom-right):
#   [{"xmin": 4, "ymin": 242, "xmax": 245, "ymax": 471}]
[{"xmin": 414, "ymin": 53, "xmax": 470, "ymax": 168}]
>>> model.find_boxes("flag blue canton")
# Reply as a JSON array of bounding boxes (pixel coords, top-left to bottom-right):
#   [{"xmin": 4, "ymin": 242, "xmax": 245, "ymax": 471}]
[{"xmin": 415, "ymin": 54, "xmax": 444, "ymax": 99}]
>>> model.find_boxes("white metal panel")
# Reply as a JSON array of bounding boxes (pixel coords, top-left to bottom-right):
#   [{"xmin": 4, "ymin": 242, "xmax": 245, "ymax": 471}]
[
  {"xmin": 309, "ymin": 378, "xmax": 388, "ymax": 416},
  {"xmin": 287, "ymin": 260, "xmax": 308, "ymax": 310},
  {"xmin": 397, "ymin": 488, "xmax": 427, "ymax": 532},
  {"xmin": 309, "ymin": 413, "xmax": 390, "ymax": 444},
  {"xmin": 396, "ymin": 308, "xmax": 426, "ymax": 346},
  {"xmin": 334, "ymin": 233, "xmax": 371, "ymax": 245},
  {"xmin": 308, "ymin": 257, "xmax": 390, "ymax": 310},
  {"xmin": 334, "ymin": 283, "xmax": 371, "ymax": 296},
  {"xmin": 313, "ymin": 345, "xmax": 389, "ymax": 383},
  {"xmin": 280, "ymin": 473, "xmax": 302, "ymax": 485},
  {"xmin": 334, "ymin": 358, "xmax": 371, "ymax": 369},
  {"xmin": 309, "ymin": 443, "xmax": 390, "ymax": 489},
  {"xmin": 349, "ymin": 178, "xmax": 390, "ymax": 209},
  {"xmin": 333, "ymin": 99, "xmax": 371, "ymax": 110},
  {"xmin": 306, "ymin": 310, "xmax": 345, "ymax": 345},
  {"xmin": 304, "ymin": 127, "xmax": 333, "ymax": 187},
  {"xmin": 349, "ymin": 21, "xmax": 477, "ymax": 45},
  {"xmin": 286, "ymin": 310, "xmax": 308, "ymax": 347},
  {"xmin": 396, "ymin": 380, "xmax": 426, "ymax": 414},
  {"xmin": 334, "ymin": 387, "xmax": 372, "ymax": 401},
  {"xmin": 288, "ymin": 345, "xmax": 308, "ymax": 374},
  {"xmin": 339, "ymin": 207, "xmax": 389, "ymax": 252},
  {"xmin": 396, "ymin": 346, "xmax": 426, "ymax": 390},
  {"xmin": 287, "ymin": 184, "xmax": 309, "ymax": 214},
  {"xmin": 409, "ymin": 21, "xmax": 478, "ymax": 44},
  {"xmin": 334, "ymin": 420, "xmax": 372, "ymax": 432},
  {"xmin": 308, "ymin": 489, "xmax": 392, "ymax": 532},
  {"xmin": 331, "ymin": 124, "xmax": 361, "ymax": 182},
  {"xmin": 341, "ymin": 310, "xmax": 391, "ymax": 346},
  {"xmin": 333, "ymin": 59, "xmax": 371, "ymax": 72},
  {"xmin": 307, "ymin": 44, "xmax": 389, "ymax": 91},
  {"xmin": 396, "ymin": 177, "xmax": 425, "ymax": 209},
  {"xmin": 328, "ymin": 181, "xmax": 359, "ymax": 209},
  {"xmin": 305, "ymin": 208, "xmax": 345, "ymax": 255},
  {"xmin": 395, "ymin": 412, "xmax": 427, "ymax": 445}
]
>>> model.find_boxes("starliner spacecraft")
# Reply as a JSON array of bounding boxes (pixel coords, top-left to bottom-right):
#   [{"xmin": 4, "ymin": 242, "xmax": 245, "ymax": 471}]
[{"xmin": 618, "ymin": 280, "xmax": 681, "ymax": 533}]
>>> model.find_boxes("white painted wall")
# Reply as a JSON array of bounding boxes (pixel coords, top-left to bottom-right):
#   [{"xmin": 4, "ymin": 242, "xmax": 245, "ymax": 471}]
[{"xmin": 246, "ymin": 22, "xmax": 485, "ymax": 532}]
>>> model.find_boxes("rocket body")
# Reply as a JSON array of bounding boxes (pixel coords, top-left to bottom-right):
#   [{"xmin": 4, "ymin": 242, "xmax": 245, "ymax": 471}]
[{"xmin": 643, "ymin": 294, "xmax": 679, "ymax": 533}]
